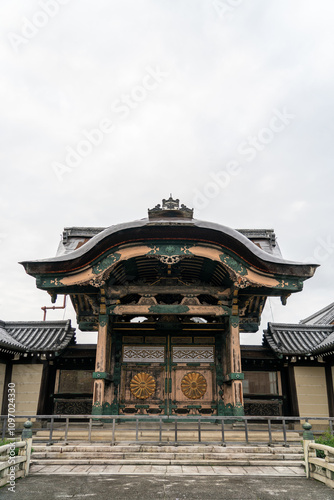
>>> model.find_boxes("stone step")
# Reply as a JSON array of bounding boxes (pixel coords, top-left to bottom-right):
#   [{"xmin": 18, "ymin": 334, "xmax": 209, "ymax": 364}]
[
  {"xmin": 31, "ymin": 458, "xmax": 304, "ymax": 467},
  {"xmin": 31, "ymin": 451, "xmax": 303, "ymax": 461},
  {"xmin": 31, "ymin": 445, "xmax": 303, "ymax": 455},
  {"xmin": 33, "ymin": 430, "xmax": 301, "ymax": 443},
  {"xmin": 32, "ymin": 444, "xmax": 303, "ymax": 452}
]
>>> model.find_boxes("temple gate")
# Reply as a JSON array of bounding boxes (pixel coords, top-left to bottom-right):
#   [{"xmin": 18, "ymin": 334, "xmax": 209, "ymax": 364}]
[{"xmin": 21, "ymin": 197, "xmax": 317, "ymax": 416}]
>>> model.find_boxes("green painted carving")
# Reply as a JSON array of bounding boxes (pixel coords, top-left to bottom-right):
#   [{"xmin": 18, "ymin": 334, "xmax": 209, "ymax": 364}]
[
  {"xmin": 239, "ymin": 321, "xmax": 259, "ymax": 332},
  {"xmin": 36, "ymin": 276, "xmax": 64, "ymax": 289},
  {"xmin": 274, "ymin": 278, "xmax": 303, "ymax": 291},
  {"xmin": 102, "ymin": 402, "xmax": 113, "ymax": 415},
  {"xmin": 230, "ymin": 316, "xmax": 239, "ymax": 328},
  {"xmin": 220, "ymin": 305, "xmax": 231, "ymax": 315},
  {"xmin": 219, "ymin": 253, "xmax": 247, "ymax": 276},
  {"xmin": 99, "ymin": 315, "xmax": 108, "ymax": 327},
  {"xmin": 147, "ymin": 243, "xmax": 193, "ymax": 256},
  {"xmin": 148, "ymin": 304, "xmax": 190, "ymax": 314},
  {"xmin": 222, "ymin": 403, "xmax": 234, "ymax": 416},
  {"xmin": 93, "ymin": 371, "xmax": 113, "ymax": 381},
  {"xmin": 217, "ymin": 402, "xmax": 244, "ymax": 416},
  {"xmin": 222, "ymin": 372, "xmax": 244, "ymax": 382},
  {"xmin": 92, "ymin": 401, "xmax": 118, "ymax": 416},
  {"xmin": 92, "ymin": 402, "xmax": 103, "ymax": 416},
  {"xmin": 233, "ymin": 403, "xmax": 245, "ymax": 416},
  {"xmin": 79, "ymin": 320, "xmax": 98, "ymax": 331},
  {"xmin": 92, "ymin": 252, "xmax": 121, "ymax": 275},
  {"xmin": 108, "ymin": 305, "xmax": 116, "ymax": 314}
]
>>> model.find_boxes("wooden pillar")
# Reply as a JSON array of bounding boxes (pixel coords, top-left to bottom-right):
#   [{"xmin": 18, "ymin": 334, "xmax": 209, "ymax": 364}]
[
  {"xmin": 325, "ymin": 365, "xmax": 334, "ymax": 417},
  {"xmin": 37, "ymin": 361, "xmax": 56, "ymax": 415},
  {"xmin": 92, "ymin": 313, "xmax": 113, "ymax": 416},
  {"xmin": 1, "ymin": 361, "xmax": 13, "ymax": 416},
  {"xmin": 221, "ymin": 314, "xmax": 244, "ymax": 416},
  {"xmin": 287, "ymin": 364, "xmax": 299, "ymax": 416}
]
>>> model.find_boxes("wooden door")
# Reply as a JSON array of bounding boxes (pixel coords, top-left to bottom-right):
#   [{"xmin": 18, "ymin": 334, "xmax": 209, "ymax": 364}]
[
  {"xmin": 119, "ymin": 344, "xmax": 166, "ymax": 415},
  {"xmin": 170, "ymin": 345, "xmax": 216, "ymax": 415},
  {"xmin": 119, "ymin": 339, "xmax": 216, "ymax": 416}
]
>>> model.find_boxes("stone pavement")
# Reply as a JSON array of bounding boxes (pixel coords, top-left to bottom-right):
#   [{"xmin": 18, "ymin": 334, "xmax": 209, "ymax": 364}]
[
  {"xmin": 1, "ymin": 474, "xmax": 333, "ymax": 500},
  {"xmin": 29, "ymin": 463, "xmax": 306, "ymax": 476}
]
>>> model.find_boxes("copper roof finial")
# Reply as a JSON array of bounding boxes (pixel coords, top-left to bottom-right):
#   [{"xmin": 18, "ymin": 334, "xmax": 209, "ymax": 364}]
[{"xmin": 148, "ymin": 196, "xmax": 193, "ymax": 219}]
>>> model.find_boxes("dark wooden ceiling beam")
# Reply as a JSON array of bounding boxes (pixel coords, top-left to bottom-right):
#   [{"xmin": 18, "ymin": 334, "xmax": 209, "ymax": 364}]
[{"xmin": 105, "ymin": 284, "xmax": 232, "ymax": 299}]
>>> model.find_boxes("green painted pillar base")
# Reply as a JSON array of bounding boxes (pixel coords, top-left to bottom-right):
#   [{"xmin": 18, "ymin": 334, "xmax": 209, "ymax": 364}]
[
  {"xmin": 92, "ymin": 401, "xmax": 119, "ymax": 422},
  {"xmin": 92, "ymin": 402, "xmax": 103, "ymax": 421},
  {"xmin": 233, "ymin": 403, "xmax": 244, "ymax": 417},
  {"xmin": 217, "ymin": 402, "xmax": 244, "ymax": 417}
]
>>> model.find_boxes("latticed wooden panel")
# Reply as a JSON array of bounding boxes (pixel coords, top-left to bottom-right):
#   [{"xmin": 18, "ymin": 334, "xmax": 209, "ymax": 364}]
[
  {"xmin": 54, "ymin": 399, "xmax": 92, "ymax": 415},
  {"xmin": 244, "ymin": 401, "xmax": 282, "ymax": 416}
]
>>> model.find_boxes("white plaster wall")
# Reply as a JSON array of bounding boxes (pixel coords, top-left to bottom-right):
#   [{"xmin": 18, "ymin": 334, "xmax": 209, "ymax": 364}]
[
  {"xmin": 294, "ymin": 366, "xmax": 329, "ymax": 417},
  {"xmin": 11, "ymin": 364, "xmax": 43, "ymax": 416}
]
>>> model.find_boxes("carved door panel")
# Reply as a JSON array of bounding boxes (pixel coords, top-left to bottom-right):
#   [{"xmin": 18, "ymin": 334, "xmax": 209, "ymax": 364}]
[
  {"xmin": 120, "ymin": 345, "xmax": 166, "ymax": 415},
  {"xmin": 170, "ymin": 346, "xmax": 216, "ymax": 415},
  {"xmin": 119, "ymin": 342, "xmax": 216, "ymax": 416},
  {"xmin": 171, "ymin": 367, "xmax": 214, "ymax": 415},
  {"xmin": 120, "ymin": 365, "xmax": 165, "ymax": 414}
]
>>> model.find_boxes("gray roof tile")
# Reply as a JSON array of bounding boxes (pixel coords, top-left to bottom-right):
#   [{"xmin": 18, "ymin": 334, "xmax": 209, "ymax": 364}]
[
  {"xmin": 263, "ymin": 323, "xmax": 334, "ymax": 356},
  {"xmin": 300, "ymin": 302, "xmax": 334, "ymax": 325},
  {"xmin": 0, "ymin": 320, "xmax": 75, "ymax": 354}
]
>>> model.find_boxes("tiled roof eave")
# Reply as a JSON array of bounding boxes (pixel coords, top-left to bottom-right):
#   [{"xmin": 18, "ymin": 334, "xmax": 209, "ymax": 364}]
[
  {"xmin": 0, "ymin": 321, "xmax": 75, "ymax": 355},
  {"xmin": 263, "ymin": 323, "xmax": 334, "ymax": 356}
]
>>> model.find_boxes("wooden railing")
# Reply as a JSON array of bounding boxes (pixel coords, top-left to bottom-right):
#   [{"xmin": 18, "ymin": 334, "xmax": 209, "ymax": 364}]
[
  {"xmin": 304, "ymin": 441, "xmax": 334, "ymax": 489},
  {"xmin": 0, "ymin": 422, "xmax": 32, "ymax": 490}
]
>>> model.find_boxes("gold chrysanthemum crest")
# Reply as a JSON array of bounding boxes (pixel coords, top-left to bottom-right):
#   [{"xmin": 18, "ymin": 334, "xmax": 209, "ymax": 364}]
[
  {"xmin": 130, "ymin": 372, "xmax": 156, "ymax": 399},
  {"xmin": 181, "ymin": 372, "xmax": 207, "ymax": 400}
]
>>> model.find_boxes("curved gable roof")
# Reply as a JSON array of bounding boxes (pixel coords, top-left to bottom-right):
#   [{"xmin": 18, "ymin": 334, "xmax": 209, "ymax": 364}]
[{"xmin": 20, "ymin": 217, "xmax": 317, "ymax": 280}]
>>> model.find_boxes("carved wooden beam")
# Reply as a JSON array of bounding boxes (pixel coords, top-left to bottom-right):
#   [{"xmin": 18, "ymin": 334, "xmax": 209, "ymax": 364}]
[
  {"xmin": 107, "ymin": 303, "xmax": 230, "ymax": 317},
  {"xmin": 105, "ymin": 285, "xmax": 232, "ymax": 299}
]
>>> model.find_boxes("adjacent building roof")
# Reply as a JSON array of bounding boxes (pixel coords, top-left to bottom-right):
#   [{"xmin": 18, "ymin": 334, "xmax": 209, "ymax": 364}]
[
  {"xmin": 263, "ymin": 323, "xmax": 334, "ymax": 356},
  {"xmin": 300, "ymin": 301, "xmax": 334, "ymax": 325},
  {"xmin": 0, "ymin": 320, "xmax": 75, "ymax": 355},
  {"xmin": 313, "ymin": 331, "xmax": 334, "ymax": 355}
]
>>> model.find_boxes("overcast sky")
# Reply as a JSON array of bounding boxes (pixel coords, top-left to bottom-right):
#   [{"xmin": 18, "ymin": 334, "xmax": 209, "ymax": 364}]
[{"xmin": 1, "ymin": 1, "xmax": 334, "ymax": 344}]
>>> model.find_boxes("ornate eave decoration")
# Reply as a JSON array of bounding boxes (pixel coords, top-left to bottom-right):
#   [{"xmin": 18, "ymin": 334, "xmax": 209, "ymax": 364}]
[{"xmin": 148, "ymin": 195, "xmax": 194, "ymax": 220}]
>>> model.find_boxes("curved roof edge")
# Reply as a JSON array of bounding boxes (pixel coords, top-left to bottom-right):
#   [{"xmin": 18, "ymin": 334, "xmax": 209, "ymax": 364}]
[
  {"xmin": 263, "ymin": 322, "xmax": 334, "ymax": 356},
  {"xmin": 20, "ymin": 217, "xmax": 318, "ymax": 277},
  {"xmin": 0, "ymin": 319, "xmax": 76, "ymax": 354}
]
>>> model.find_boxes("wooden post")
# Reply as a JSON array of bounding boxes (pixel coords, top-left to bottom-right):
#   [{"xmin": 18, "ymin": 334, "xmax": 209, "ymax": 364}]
[
  {"xmin": 222, "ymin": 312, "xmax": 244, "ymax": 416},
  {"xmin": 92, "ymin": 313, "xmax": 110, "ymax": 416},
  {"xmin": 302, "ymin": 422, "xmax": 314, "ymax": 478},
  {"xmin": 21, "ymin": 420, "xmax": 33, "ymax": 476}
]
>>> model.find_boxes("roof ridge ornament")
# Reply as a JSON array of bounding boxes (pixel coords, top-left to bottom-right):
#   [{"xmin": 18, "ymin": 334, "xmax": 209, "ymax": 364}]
[{"xmin": 148, "ymin": 195, "xmax": 194, "ymax": 220}]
